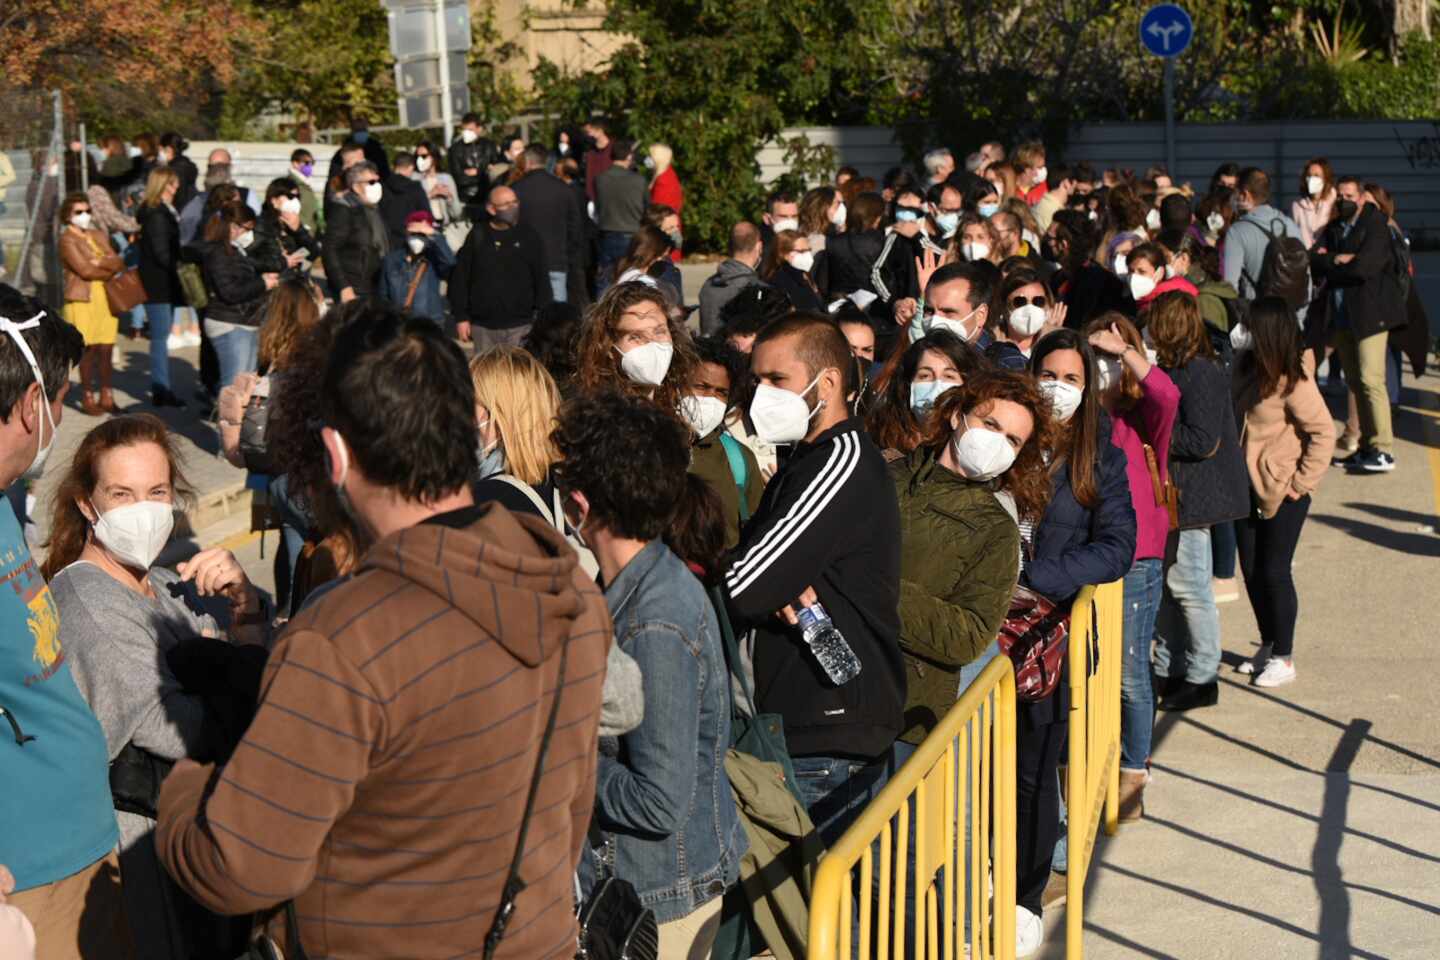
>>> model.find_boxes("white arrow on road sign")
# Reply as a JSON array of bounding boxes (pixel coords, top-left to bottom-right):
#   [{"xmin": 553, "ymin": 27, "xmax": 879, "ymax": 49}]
[{"xmin": 1147, "ymin": 19, "xmax": 1185, "ymax": 52}]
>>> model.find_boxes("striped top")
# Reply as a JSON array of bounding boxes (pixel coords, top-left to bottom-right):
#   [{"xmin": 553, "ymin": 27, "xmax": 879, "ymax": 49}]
[{"xmin": 155, "ymin": 504, "xmax": 611, "ymax": 959}]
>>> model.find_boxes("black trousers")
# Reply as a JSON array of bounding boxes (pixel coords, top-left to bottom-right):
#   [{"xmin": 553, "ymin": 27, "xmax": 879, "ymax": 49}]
[
  {"xmin": 1016, "ymin": 718, "xmax": 1066, "ymax": 914},
  {"xmin": 1235, "ymin": 494, "xmax": 1311, "ymax": 658}
]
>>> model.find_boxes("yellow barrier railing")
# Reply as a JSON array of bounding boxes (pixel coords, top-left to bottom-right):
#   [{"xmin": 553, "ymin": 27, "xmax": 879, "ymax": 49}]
[
  {"xmin": 809, "ymin": 656, "xmax": 1018, "ymax": 960},
  {"xmin": 1064, "ymin": 579, "xmax": 1126, "ymax": 958}
]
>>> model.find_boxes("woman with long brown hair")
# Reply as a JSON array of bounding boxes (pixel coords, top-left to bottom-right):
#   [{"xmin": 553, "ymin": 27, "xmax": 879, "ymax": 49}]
[
  {"xmin": 866, "ymin": 330, "xmax": 987, "ymax": 455},
  {"xmin": 574, "ymin": 280, "xmax": 697, "ymax": 412},
  {"xmin": 199, "ymin": 201, "xmax": 279, "ymax": 390},
  {"xmin": 611, "ymin": 224, "xmax": 677, "ymax": 301},
  {"xmin": 45, "ymin": 413, "xmax": 269, "ymax": 959},
  {"xmin": 136, "ymin": 166, "xmax": 186, "ymax": 407},
  {"xmin": 56, "ymin": 191, "xmax": 124, "ymax": 415},
  {"xmin": 759, "ymin": 228, "xmax": 825, "ymax": 312}
]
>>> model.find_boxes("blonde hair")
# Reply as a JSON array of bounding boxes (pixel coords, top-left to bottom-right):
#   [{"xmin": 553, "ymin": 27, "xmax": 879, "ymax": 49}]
[
  {"xmin": 469, "ymin": 347, "xmax": 563, "ymax": 486},
  {"xmin": 140, "ymin": 167, "xmax": 179, "ymax": 209}
]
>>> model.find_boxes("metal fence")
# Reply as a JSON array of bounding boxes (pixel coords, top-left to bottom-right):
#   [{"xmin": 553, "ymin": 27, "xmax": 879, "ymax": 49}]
[{"xmin": 0, "ymin": 89, "xmax": 67, "ymax": 312}]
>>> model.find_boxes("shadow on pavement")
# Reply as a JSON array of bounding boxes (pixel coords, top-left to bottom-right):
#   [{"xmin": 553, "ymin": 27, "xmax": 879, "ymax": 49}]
[{"xmin": 1307, "ymin": 512, "xmax": 1440, "ymax": 557}]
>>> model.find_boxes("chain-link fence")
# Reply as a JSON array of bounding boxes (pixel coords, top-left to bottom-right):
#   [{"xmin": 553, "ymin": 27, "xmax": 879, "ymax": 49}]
[{"xmin": 0, "ymin": 89, "xmax": 67, "ymax": 311}]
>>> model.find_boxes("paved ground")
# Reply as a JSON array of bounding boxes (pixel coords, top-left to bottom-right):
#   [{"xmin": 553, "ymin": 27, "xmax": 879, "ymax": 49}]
[{"xmin": 1040, "ymin": 368, "xmax": 1440, "ymax": 959}]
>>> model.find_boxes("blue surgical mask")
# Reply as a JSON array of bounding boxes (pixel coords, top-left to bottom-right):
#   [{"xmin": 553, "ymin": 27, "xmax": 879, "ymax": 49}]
[
  {"xmin": 909, "ymin": 379, "xmax": 958, "ymax": 416},
  {"xmin": 978, "ymin": 203, "xmax": 1000, "ymax": 219},
  {"xmin": 353, "ymin": 130, "xmax": 370, "ymax": 145},
  {"xmin": 476, "ymin": 441, "xmax": 506, "ymax": 480},
  {"xmin": 895, "ymin": 208, "xmax": 923, "ymax": 223},
  {"xmin": 935, "ymin": 212, "xmax": 960, "ymax": 237}
]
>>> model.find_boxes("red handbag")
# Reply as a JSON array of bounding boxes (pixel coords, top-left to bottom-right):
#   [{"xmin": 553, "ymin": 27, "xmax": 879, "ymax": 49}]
[{"xmin": 996, "ymin": 585, "xmax": 1072, "ymax": 701}]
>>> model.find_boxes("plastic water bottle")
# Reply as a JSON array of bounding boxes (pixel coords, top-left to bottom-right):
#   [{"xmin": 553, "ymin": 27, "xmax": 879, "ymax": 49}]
[{"xmin": 793, "ymin": 602, "xmax": 862, "ymax": 685}]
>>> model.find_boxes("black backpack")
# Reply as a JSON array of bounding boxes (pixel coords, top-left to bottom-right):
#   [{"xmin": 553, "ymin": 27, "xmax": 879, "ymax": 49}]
[
  {"xmin": 1242, "ymin": 217, "xmax": 1310, "ymax": 310},
  {"xmin": 1387, "ymin": 225, "xmax": 1413, "ymax": 302}
]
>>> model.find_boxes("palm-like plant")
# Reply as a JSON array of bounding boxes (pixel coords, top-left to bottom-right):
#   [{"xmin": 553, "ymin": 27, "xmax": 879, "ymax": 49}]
[{"xmin": 1310, "ymin": 9, "xmax": 1370, "ymax": 67}]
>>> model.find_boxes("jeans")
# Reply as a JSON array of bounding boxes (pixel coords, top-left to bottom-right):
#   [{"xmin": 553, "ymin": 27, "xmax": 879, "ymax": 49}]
[
  {"xmin": 596, "ymin": 231, "xmax": 633, "ymax": 296},
  {"xmin": 1119, "ymin": 559, "xmax": 1164, "ymax": 771},
  {"xmin": 1333, "ymin": 327, "xmax": 1392, "ymax": 454},
  {"xmin": 548, "ymin": 270, "xmax": 568, "ymax": 303},
  {"xmin": 1211, "ymin": 520, "xmax": 1237, "ymax": 579},
  {"xmin": 210, "ymin": 326, "xmax": 259, "ymax": 390},
  {"xmin": 1154, "ymin": 529, "xmax": 1222, "ymax": 686},
  {"xmin": 144, "ymin": 302, "xmax": 175, "ymax": 389},
  {"xmin": 1236, "ymin": 494, "xmax": 1311, "ymax": 659},
  {"xmin": 269, "ymin": 474, "xmax": 313, "ymax": 618}
]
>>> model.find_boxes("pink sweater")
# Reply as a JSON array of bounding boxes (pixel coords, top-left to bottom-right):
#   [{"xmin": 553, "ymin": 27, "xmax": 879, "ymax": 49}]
[{"xmin": 1109, "ymin": 366, "xmax": 1181, "ymax": 562}]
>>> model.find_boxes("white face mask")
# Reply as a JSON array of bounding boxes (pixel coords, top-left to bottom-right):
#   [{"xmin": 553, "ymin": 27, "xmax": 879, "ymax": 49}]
[
  {"xmin": 1008, "ymin": 304, "xmax": 1047, "ymax": 337},
  {"xmin": 71, "ymin": 212, "xmax": 93, "ymax": 231},
  {"xmin": 1229, "ymin": 324, "xmax": 1253, "ymax": 352},
  {"xmin": 89, "ymin": 500, "xmax": 174, "ymax": 571},
  {"xmin": 280, "ymin": 197, "xmax": 302, "ymax": 216},
  {"xmin": 461, "ymin": 129, "xmax": 479, "ymax": 144},
  {"xmin": 1145, "ymin": 208, "xmax": 1162, "ymax": 231},
  {"xmin": 788, "ymin": 251, "xmax": 815, "ymax": 273},
  {"xmin": 416, "ymin": 156, "xmax": 433, "ymax": 173},
  {"xmin": 1096, "ymin": 355, "xmax": 1123, "ymax": 392},
  {"xmin": 1113, "ymin": 255, "xmax": 1130, "ymax": 277},
  {"xmin": 679, "ymin": 394, "xmax": 728, "ymax": 438},
  {"xmin": 1022, "ymin": 229, "xmax": 1040, "ymax": 250},
  {"xmin": 1129, "ymin": 273, "xmax": 1158, "ymax": 301},
  {"xmin": 928, "ymin": 306, "xmax": 983, "ymax": 342},
  {"xmin": 1032, "ymin": 165, "xmax": 1048, "ymax": 186},
  {"xmin": 3, "ymin": 313, "xmax": 55, "ymax": 482},
  {"xmin": 909, "ymin": 379, "xmax": 957, "ymax": 415},
  {"xmin": 1306, "ymin": 175, "xmax": 1324, "ymax": 198},
  {"xmin": 962, "ymin": 241, "xmax": 990, "ymax": 262},
  {"xmin": 617, "ymin": 340, "xmax": 674, "ymax": 386},
  {"xmin": 749, "ymin": 372, "xmax": 824, "ymax": 444},
  {"xmin": 830, "ymin": 202, "xmax": 847, "ymax": 227},
  {"xmin": 558, "ymin": 142, "xmax": 570, "ymax": 156},
  {"xmin": 771, "ymin": 216, "xmax": 799, "ymax": 233},
  {"xmin": 363, "ymin": 182, "xmax": 383, "ymax": 205},
  {"xmin": 406, "ymin": 235, "xmax": 427, "ymax": 255},
  {"xmin": 1037, "ymin": 379, "xmax": 1083, "ymax": 423},
  {"xmin": 234, "ymin": 229, "xmax": 255, "ymax": 250},
  {"xmin": 951, "ymin": 415, "xmax": 1017, "ymax": 481},
  {"xmin": 1206, "ymin": 212, "xmax": 1225, "ymax": 233}
]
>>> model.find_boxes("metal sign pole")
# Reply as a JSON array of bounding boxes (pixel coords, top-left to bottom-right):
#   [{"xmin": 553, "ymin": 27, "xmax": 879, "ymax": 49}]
[
  {"xmin": 434, "ymin": 0, "xmax": 454, "ymax": 138},
  {"xmin": 78, "ymin": 121, "xmax": 88, "ymax": 192},
  {"xmin": 1163, "ymin": 58, "xmax": 1176, "ymax": 177}
]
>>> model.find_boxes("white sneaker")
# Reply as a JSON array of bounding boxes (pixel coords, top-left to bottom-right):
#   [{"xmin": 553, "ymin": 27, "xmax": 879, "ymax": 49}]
[
  {"xmin": 1016, "ymin": 904, "xmax": 1045, "ymax": 958},
  {"xmin": 1236, "ymin": 645, "xmax": 1272, "ymax": 675},
  {"xmin": 166, "ymin": 333, "xmax": 185, "ymax": 350},
  {"xmin": 1254, "ymin": 657, "xmax": 1296, "ymax": 688}
]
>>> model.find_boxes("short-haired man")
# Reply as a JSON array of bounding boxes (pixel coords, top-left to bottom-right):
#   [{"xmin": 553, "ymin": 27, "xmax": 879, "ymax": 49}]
[
  {"xmin": 582, "ymin": 119, "xmax": 613, "ymax": 201},
  {"xmin": 157, "ymin": 304, "xmax": 609, "ymax": 960},
  {"xmin": 1312, "ymin": 176, "xmax": 1401, "ymax": 472},
  {"xmin": 594, "ymin": 138, "xmax": 649, "ymax": 291},
  {"xmin": 758, "ymin": 190, "xmax": 799, "ymax": 264},
  {"xmin": 326, "ymin": 116, "xmax": 390, "ymax": 186},
  {"xmin": 1222, "ymin": 167, "xmax": 1306, "ymax": 321},
  {"xmin": 513, "ymin": 142, "xmax": 584, "ymax": 303},
  {"xmin": 910, "ymin": 261, "xmax": 995, "ymax": 347},
  {"xmin": 288, "ymin": 148, "xmax": 320, "ymax": 233},
  {"xmin": 923, "ymin": 148, "xmax": 955, "ymax": 187},
  {"xmin": 724, "ymin": 313, "xmax": 904, "ymax": 847},
  {"xmin": 378, "ymin": 151, "xmax": 432, "ymax": 249},
  {"xmin": 450, "ymin": 185, "xmax": 552, "ymax": 350},
  {"xmin": 449, "ymin": 112, "xmax": 495, "ymax": 214},
  {"xmin": 1032, "ymin": 164, "xmax": 1076, "ymax": 232},
  {"xmin": 554, "ymin": 390, "xmax": 746, "ymax": 957},
  {"xmin": 682, "ymin": 336, "xmax": 765, "ymax": 548},
  {"xmin": 0, "ymin": 289, "xmax": 128, "ymax": 955},
  {"xmin": 322, "ymin": 161, "xmax": 388, "ymax": 302},
  {"xmin": 699, "ymin": 221, "xmax": 764, "ymax": 335}
]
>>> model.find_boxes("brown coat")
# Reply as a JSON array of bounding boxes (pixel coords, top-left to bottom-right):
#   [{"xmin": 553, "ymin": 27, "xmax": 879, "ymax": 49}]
[
  {"xmin": 156, "ymin": 503, "xmax": 612, "ymax": 959},
  {"xmin": 1234, "ymin": 355, "xmax": 1336, "ymax": 519},
  {"xmin": 59, "ymin": 226, "xmax": 122, "ymax": 303}
]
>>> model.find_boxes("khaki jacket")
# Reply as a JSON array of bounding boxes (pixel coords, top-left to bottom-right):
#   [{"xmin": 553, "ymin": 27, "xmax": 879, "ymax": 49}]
[{"xmin": 59, "ymin": 227, "xmax": 122, "ymax": 303}]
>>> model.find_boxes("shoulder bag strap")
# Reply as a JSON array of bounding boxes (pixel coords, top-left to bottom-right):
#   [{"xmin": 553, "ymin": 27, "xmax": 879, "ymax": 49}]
[
  {"xmin": 483, "ymin": 630, "xmax": 571, "ymax": 960},
  {"xmin": 402, "ymin": 258, "xmax": 429, "ymax": 310},
  {"xmin": 717, "ymin": 433, "xmax": 750, "ymax": 523},
  {"xmin": 490, "ymin": 474, "xmax": 555, "ymax": 525}
]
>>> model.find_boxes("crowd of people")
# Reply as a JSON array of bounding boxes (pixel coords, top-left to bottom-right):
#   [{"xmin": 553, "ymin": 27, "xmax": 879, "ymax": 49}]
[{"xmin": 0, "ymin": 122, "xmax": 1425, "ymax": 960}]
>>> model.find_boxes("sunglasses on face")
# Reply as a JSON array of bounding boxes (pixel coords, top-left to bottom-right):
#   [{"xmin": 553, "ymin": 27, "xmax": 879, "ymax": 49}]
[{"xmin": 1010, "ymin": 294, "xmax": 1048, "ymax": 309}]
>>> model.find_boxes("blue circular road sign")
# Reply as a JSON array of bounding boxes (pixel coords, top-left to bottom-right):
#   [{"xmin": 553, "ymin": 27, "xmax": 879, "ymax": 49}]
[{"xmin": 1140, "ymin": 3, "xmax": 1194, "ymax": 58}]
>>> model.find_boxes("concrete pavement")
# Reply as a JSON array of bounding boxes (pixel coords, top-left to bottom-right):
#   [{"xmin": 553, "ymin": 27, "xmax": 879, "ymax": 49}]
[{"xmin": 1041, "ymin": 368, "xmax": 1440, "ymax": 958}]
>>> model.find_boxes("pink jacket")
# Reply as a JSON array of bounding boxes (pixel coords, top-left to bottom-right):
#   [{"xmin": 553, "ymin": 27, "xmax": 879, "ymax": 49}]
[
  {"xmin": 1110, "ymin": 366, "xmax": 1181, "ymax": 562},
  {"xmin": 1292, "ymin": 194, "xmax": 1335, "ymax": 249}
]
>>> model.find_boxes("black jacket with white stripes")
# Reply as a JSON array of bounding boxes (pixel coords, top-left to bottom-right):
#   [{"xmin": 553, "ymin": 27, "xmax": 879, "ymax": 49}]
[{"xmin": 724, "ymin": 417, "xmax": 904, "ymax": 761}]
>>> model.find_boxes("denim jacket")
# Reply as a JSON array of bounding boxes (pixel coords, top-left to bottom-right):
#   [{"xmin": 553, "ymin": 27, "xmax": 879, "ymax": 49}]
[{"xmin": 590, "ymin": 540, "xmax": 747, "ymax": 923}]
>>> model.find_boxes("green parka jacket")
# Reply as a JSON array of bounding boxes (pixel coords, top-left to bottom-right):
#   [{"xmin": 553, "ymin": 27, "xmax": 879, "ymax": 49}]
[{"xmin": 890, "ymin": 449, "xmax": 1020, "ymax": 745}]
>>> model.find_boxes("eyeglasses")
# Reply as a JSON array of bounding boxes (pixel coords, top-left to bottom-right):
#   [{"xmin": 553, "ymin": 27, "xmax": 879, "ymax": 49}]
[
  {"xmin": 361, "ymin": 178, "xmax": 381, "ymax": 186},
  {"xmin": 1009, "ymin": 294, "xmax": 1048, "ymax": 309}
]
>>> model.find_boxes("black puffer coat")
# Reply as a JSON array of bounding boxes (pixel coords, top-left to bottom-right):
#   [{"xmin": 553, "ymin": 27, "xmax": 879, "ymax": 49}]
[{"xmin": 1162, "ymin": 356, "xmax": 1250, "ymax": 529}]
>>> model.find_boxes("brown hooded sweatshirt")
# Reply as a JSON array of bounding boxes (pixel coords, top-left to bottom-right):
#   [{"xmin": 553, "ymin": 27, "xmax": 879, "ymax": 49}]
[{"xmin": 156, "ymin": 503, "xmax": 610, "ymax": 959}]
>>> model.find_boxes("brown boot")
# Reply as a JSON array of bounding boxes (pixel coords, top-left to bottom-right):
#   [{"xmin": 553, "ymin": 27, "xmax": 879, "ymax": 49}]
[
  {"xmin": 1118, "ymin": 770, "xmax": 1147, "ymax": 823},
  {"xmin": 82, "ymin": 388, "xmax": 102, "ymax": 416},
  {"xmin": 98, "ymin": 346, "xmax": 117, "ymax": 413}
]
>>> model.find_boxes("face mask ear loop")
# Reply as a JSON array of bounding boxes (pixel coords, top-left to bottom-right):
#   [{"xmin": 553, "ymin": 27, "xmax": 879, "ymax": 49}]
[{"xmin": 1, "ymin": 312, "xmax": 48, "ymax": 448}]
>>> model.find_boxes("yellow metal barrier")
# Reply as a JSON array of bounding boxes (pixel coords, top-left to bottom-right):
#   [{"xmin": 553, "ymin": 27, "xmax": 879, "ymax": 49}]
[
  {"xmin": 1064, "ymin": 579, "xmax": 1126, "ymax": 958},
  {"xmin": 809, "ymin": 656, "xmax": 1018, "ymax": 960}
]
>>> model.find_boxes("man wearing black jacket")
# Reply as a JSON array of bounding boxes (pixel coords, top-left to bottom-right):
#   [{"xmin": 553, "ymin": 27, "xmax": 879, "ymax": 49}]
[
  {"xmin": 449, "ymin": 185, "xmax": 551, "ymax": 351},
  {"xmin": 378, "ymin": 152, "xmax": 432, "ymax": 248},
  {"xmin": 513, "ymin": 144, "xmax": 583, "ymax": 304},
  {"xmin": 1310, "ymin": 176, "xmax": 1403, "ymax": 473},
  {"xmin": 449, "ymin": 113, "xmax": 495, "ymax": 218},
  {"xmin": 724, "ymin": 313, "xmax": 904, "ymax": 847},
  {"xmin": 322, "ymin": 163, "xmax": 388, "ymax": 302}
]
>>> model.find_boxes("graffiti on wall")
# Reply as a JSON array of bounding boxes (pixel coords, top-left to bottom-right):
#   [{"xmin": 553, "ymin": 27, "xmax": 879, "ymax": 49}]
[{"xmin": 1395, "ymin": 124, "xmax": 1440, "ymax": 169}]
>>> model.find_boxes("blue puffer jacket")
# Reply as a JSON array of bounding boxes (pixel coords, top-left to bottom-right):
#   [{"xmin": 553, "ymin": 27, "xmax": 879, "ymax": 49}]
[{"xmin": 1023, "ymin": 413, "xmax": 1137, "ymax": 605}]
